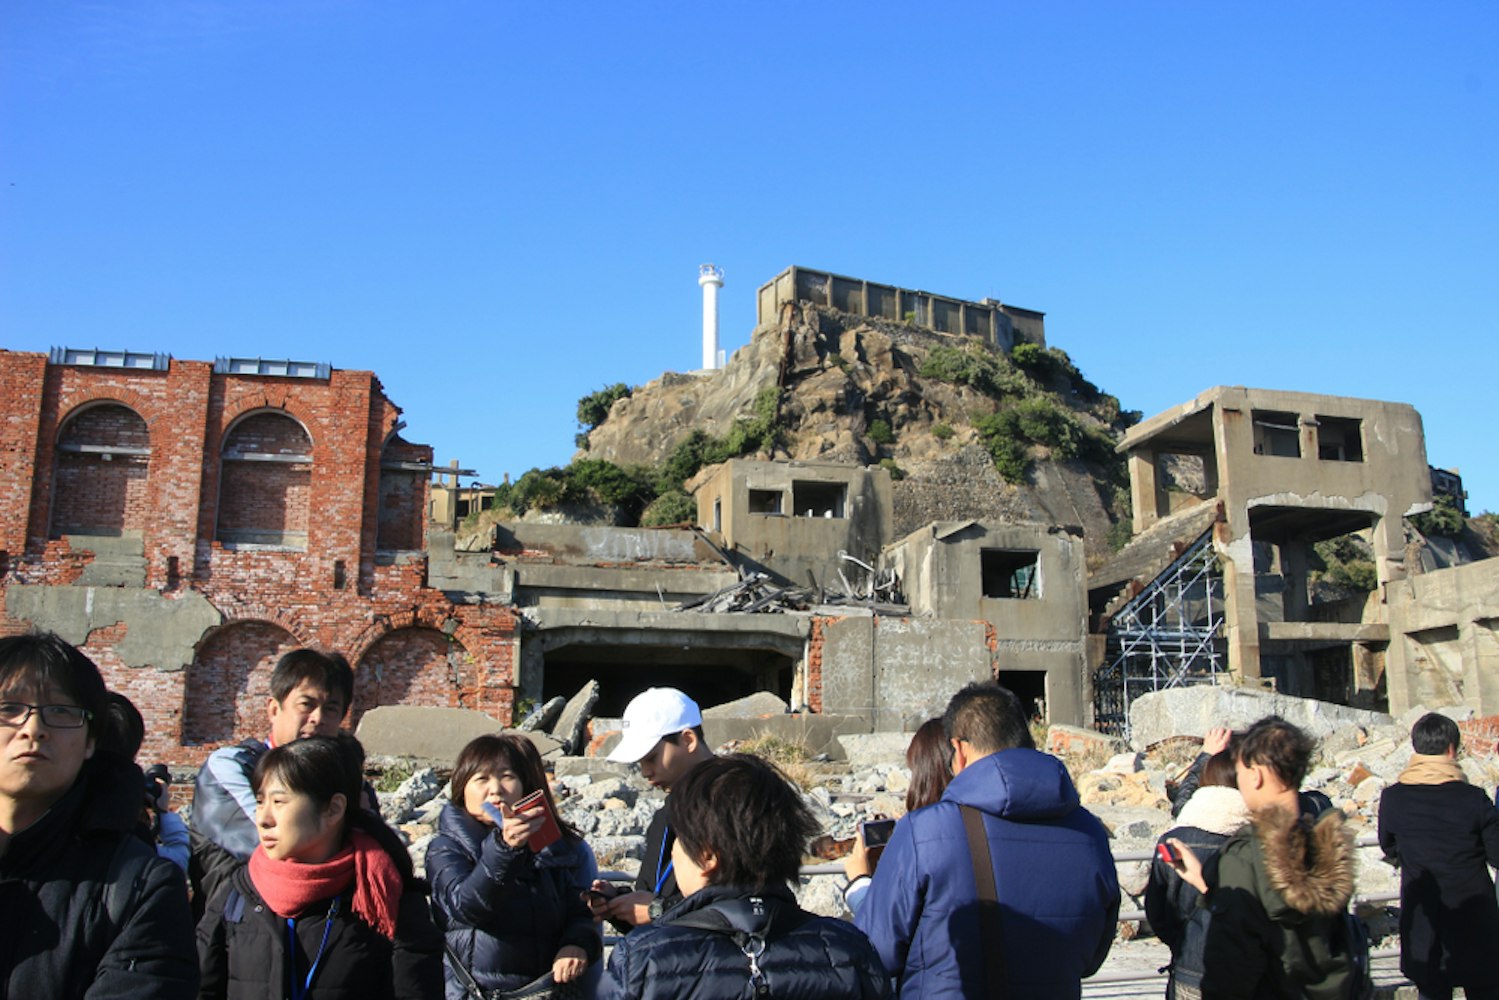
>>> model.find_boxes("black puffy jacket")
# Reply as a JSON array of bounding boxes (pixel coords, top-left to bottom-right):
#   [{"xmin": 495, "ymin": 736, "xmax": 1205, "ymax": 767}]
[
  {"xmin": 0, "ymin": 753, "xmax": 199, "ymax": 1000},
  {"xmin": 425, "ymin": 802, "xmax": 601, "ymax": 999},
  {"xmin": 195, "ymin": 857, "xmax": 444, "ymax": 1000},
  {"xmin": 599, "ymin": 883, "xmax": 891, "ymax": 1000}
]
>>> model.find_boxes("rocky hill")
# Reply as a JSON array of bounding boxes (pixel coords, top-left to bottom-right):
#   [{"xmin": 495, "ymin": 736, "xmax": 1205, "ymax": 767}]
[{"xmin": 582, "ymin": 301, "xmax": 1136, "ymax": 555}]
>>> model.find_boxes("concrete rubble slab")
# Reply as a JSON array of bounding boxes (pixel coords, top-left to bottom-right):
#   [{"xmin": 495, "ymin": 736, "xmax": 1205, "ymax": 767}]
[
  {"xmin": 549, "ymin": 680, "xmax": 599, "ymax": 754},
  {"xmin": 1128, "ymin": 685, "xmax": 1392, "ymax": 750},
  {"xmin": 356, "ymin": 706, "xmax": 561, "ymax": 763}
]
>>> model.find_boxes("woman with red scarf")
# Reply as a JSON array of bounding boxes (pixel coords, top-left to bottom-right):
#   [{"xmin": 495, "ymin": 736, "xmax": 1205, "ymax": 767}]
[{"xmin": 196, "ymin": 734, "xmax": 443, "ymax": 999}]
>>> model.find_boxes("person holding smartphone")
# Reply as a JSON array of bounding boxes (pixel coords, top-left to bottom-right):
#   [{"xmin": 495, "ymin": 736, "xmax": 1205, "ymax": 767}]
[
  {"xmin": 426, "ymin": 734, "xmax": 601, "ymax": 999},
  {"xmin": 841, "ymin": 718, "xmax": 951, "ymax": 913}
]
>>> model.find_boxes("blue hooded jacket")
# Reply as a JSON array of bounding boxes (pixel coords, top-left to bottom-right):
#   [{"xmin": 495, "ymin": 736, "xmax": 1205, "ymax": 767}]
[{"xmin": 854, "ymin": 747, "xmax": 1119, "ymax": 999}]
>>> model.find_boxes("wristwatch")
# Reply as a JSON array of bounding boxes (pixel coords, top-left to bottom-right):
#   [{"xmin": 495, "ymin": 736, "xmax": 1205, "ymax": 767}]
[{"xmin": 648, "ymin": 897, "xmax": 666, "ymax": 921}]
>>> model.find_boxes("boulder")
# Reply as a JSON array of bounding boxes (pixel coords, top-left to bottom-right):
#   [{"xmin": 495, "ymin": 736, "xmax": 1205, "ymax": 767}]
[
  {"xmin": 379, "ymin": 767, "xmax": 442, "ymax": 825},
  {"xmin": 1128, "ymin": 686, "xmax": 1392, "ymax": 750}
]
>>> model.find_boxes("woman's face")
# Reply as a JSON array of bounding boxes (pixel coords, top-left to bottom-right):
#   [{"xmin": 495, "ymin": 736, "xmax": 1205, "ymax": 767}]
[
  {"xmin": 463, "ymin": 763, "xmax": 527, "ymax": 824},
  {"xmin": 0, "ymin": 678, "xmax": 95, "ymax": 824},
  {"xmin": 256, "ymin": 773, "xmax": 343, "ymax": 863}
]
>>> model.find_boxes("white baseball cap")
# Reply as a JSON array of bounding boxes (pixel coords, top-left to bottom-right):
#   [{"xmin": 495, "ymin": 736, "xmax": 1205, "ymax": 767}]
[{"xmin": 607, "ymin": 687, "xmax": 703, "ymax": 764}]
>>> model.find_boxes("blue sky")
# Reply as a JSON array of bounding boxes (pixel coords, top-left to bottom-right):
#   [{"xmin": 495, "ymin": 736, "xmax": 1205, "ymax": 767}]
[{"xmin": 3, "ymin": 2, "xmax": 1495, "ymax": 512}]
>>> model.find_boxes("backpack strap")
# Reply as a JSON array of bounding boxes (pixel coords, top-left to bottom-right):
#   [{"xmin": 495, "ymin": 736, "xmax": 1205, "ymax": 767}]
[
  {"xmin": 668, "ymin": 895, "xmax": 814, "ymax": 998},
  {"xmin": 961, "ymin": 805, "xmax": 1007, "ymax": 1000}
]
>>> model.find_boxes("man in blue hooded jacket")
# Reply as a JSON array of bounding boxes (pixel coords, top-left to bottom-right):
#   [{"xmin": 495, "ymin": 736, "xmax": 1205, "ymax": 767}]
[{"xmin": 854, "ymin": 681, "xmax": 1119, "ymax": 998}]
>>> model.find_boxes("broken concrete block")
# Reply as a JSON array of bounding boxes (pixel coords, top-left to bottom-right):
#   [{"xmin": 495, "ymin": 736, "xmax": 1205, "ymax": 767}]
[
  {"xmin": 379, "ymin": 767, "xmax": 442, "ymax": 825},
  {"xmin": 1128, "ymin": 686, "xmax": 1392, "ymax": 750},
  {"xmin": 1046, "ymin": 724, "xmax": 1124, "ymax": 759},
  {"xmin": 703, "ymin": 691, "xmax": 790, "ymax": 719},
  {"xmin": 518, "ymin": 696, "xmax": 566, "ymax": 732},
  {"xmin": 549, "ymin": 681, "xmax": 600, "ymax": 755},
  {"xmin": 1102, "ymin": 752, "xmax": 1144, "ymax": 774},
  {"xmin": 356, "ymin": 706, "xmax": 560, "ymax": 763}
]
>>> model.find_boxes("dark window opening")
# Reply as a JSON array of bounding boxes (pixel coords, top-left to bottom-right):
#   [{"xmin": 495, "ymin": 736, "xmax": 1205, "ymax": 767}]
[
  {"xmin": 1315, "ymin": 416, "xmax": 1363, "ymax": 462},
  {"xmin": 981, "ymin": 549, "xmax": 1040, "ymax": 599},
  {"xmin": 333, "ymin": 559, "xmax": 347, "ymax": 590},
  {"xmin": 166, "ymin": 556, "xmax": 180, "ymax": 589},
  {"xmin": 1252, "ymin": 410, "xmax": 1301, "ymax": 458},
  {"xmin": 791, "ymin": 481, "xmax": 846, "ymax": 519},
  {"xmin": 748, "ymin": 489, "xmax": 783, "ymax": 515},
  {"xmin": 996, "ymin": 670, "xmax": 1048, "ymax": 723}
]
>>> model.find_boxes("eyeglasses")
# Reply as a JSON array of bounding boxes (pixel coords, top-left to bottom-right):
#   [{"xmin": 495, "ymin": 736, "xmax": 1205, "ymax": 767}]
[{"xmin": 0, "ymin": 702, "xmax": 93, "ymax": 729}]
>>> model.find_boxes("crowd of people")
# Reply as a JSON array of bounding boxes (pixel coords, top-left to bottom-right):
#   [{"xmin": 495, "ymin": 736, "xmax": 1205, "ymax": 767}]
[{"xmin": 2, "ymin": 628, "xmax": 1496, "ymax": 999}]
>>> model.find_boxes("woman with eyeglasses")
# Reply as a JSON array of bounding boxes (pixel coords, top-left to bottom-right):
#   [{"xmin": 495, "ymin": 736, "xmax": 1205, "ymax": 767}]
[{"xmin": 0, "ymin": 631, "xmax": 199, "ymax": 998}]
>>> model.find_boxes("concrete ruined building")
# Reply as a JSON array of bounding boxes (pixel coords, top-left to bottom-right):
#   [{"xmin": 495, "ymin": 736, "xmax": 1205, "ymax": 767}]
[
  {"xmin": 4, "ymin": 268, "xmax": 1494, "ymax": 765},
  {"xmin": 1090, "ymin": 386, "xmax": 1498, "ymax": 734}
]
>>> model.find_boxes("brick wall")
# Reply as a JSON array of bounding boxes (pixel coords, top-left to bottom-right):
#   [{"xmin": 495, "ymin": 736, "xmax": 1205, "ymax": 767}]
[{"xmin": 0, "ymin": 352, "xmax": 522, "ymax": 768}]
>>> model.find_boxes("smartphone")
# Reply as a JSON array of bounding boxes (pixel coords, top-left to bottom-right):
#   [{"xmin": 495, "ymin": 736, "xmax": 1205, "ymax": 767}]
[
  {"xmin": 861, "ymin": 819, "xmax": 897, "ymax": 851},
  {"xmin": 1156, "ymin": 842, "xmax": 1182, "ymax": 865},
  {"xmin": 581, "ymin": 889, "xmax": 611, "ymax": 907}
]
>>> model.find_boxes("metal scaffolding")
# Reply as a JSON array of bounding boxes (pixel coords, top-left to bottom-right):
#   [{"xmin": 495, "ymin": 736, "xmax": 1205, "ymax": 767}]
[{"xmin": 1094, "ymin": 530, "xmax": 1226, "ymax": 738}]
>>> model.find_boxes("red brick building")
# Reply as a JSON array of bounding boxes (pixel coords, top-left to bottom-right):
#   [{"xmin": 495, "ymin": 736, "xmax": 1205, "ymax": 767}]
[{"xmin": 0, "ymin": 349, "xmax": 518, "ymax": 765}]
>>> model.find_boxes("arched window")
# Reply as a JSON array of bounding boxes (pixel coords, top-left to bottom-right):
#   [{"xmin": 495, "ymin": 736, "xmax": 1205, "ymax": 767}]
[
  {"xmin": 216, "ymin": 411, "xmax": 312, "ymax": 549},
  {"xmin": 51, "ymin": 403, "xmax": 151, "ymax": 537},
  {"xmin": 184, "ymin": 621, "xmax": 299, "ymax": 744}
]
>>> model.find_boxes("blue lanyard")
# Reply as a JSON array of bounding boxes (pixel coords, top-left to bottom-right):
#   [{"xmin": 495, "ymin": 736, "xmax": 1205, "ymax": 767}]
[
  {"xmin": 288, "ymin": 896, "xmax": 338, "ymax": 1000},
  {"xmin": 654, "ymin": 827, "xmax": 674, "ymax": 895}
]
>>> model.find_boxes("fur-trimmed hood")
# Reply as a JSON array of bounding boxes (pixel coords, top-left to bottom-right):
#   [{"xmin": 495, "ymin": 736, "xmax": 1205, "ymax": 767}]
[{"xmin": 1254, "ymin": 805, "xmax": 1356, "ymax": 918}]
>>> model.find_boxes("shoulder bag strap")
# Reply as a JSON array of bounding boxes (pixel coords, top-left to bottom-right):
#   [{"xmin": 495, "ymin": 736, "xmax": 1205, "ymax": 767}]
[
  {"xmin": 439, "ymin": 935, "xmax": 487, "ymax": 1000},
  {"xmin": 961, "ymin": 805, "xmax": 1007, "ymax": 1000}
]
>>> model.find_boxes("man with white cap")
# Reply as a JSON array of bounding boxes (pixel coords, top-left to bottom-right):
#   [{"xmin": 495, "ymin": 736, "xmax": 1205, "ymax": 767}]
[{"xmin": 588, "ymin": 687, "xmax": 714, "ymax": 928}]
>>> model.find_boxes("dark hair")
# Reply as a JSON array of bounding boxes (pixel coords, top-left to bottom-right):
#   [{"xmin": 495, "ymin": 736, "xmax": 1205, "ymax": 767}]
[
  {"xmin": 942, "ymin": 682, "xmax": 1034, "ymax": 755},
  {"xmin": 1411, "ymin": 712, "xmax": 1460, "ymax": 756},
  {"xmin": 660, "ymin": 724, "xmax": 707, "ymax": 747},
  {"xmin": 671, "ymin": 753, "xmax": 819, "ymax": 890},
  {"xmin": 1234, "ymin": 716, "xmax": 1314, "ymax": 790},
  {"xmin": 449, "ymin": 734, "xmax": 580, "ymax": 842},
  {"xmin": 1199, "ymin": 749, "xmax": 1238, "ymax": 789},
  {"xmin": 95, "ymin": 691, "xmax": 145, "ymax": 759},
  {"xmin": 268, "ymin": 649, "xmax": 354, "ymax": 715},
  {"xmin": 0, "ymin": 631, "xmax": 108, "ymax": 735},
  {"xmin": 905, "ymin": 718, "xmax": 953, "ymax": 813},
  {"xmin": 253, "ymin": 733, "xmax": 414, "ymax": 880}
]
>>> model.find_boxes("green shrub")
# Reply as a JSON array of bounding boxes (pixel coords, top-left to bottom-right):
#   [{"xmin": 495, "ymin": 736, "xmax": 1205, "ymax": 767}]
[
  {"xmin": 917, "ymin": 345, "xmax": 1024, "ymax": 399},
  {"xmin": 868, "ymin": 419, "xmax": 894, "ymax": 445},
  {"xmin": 1411, "ymin": 493, "xmax": 1465, "ymax": 538},
  {"xmin": 567, "ymin": 459, "xmax": 651, "ymax": 508},
  {"xmin": 509, "ymin": 469, "xmax": 567, "ymax": 512},
  {"xmin": 576, "ymin": 383, "xmax": 632, "ymax": 430},
  {"xmin": 878, "ymin": 458, "xmax": 906, "ymax": 480},
  {"xmin": 1106, "ymin": 519, "xmax": 1133, "ymax": 552},
  {"xmin": 973, "ymin": 410, "xmax": 1031, "ymax": 483},
  {"xmin": 640, "ymin": 490, "xmax": 698, "ymax": 527},
  {"xmin": 932, "ymin": 422, "xmax": 955, "ymax": 441}
]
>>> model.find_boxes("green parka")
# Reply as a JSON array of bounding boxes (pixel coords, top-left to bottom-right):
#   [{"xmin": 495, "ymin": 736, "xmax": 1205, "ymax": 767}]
[{"xmin": 1198, "ymin": 805, "xmax": 1359, "ymax": 1000}]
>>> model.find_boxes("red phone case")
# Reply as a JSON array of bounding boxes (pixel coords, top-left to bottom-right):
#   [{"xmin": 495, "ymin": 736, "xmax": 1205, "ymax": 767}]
[
  {"xmin": 1156, "ymin": 843, "xmax": 1181, "ymax": 865},
  {"xmin": 514, "ymin": 789, "xmax": 562, "ymax": 851}
]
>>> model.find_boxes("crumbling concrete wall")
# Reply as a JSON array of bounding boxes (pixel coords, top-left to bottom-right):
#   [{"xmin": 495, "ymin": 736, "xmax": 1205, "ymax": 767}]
[
  {"xmin": 1386, "ymin": 559, "xmax": 1499, "ymax": 715},
  {"xmin": 815, "ymin": 615, "xmax": 991, "ymax": 731}
]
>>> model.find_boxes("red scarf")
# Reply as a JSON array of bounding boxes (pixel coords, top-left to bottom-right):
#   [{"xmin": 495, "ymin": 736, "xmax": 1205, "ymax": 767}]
[{"xmin": 248, "ymin": 829, "xmax": 403, "ymax": 939}]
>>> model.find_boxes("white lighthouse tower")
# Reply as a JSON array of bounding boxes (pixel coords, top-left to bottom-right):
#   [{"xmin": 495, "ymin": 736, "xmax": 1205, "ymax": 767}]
[{"xmin": 699, "ymin": 263, "xmax": 725, "ymax": 370}]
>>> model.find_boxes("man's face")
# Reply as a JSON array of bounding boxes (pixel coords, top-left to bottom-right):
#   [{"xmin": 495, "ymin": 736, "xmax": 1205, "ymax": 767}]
[
  {"xmin": 0, "ymin": 679, "xmax": 95, "ymax": 820},
  {"xmin": 266, "ymin": 678, "xmax": 345, "ymax": 746},
  {"xmin": 637, "ymin": 731, "xmax": 698, "ymax": 791}
]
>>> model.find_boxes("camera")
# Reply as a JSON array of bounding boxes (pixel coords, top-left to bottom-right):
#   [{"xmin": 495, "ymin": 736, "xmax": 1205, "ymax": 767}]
[{"xmin": 143, "ymin": 763, "xmax": 171, "ymax": 809}]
